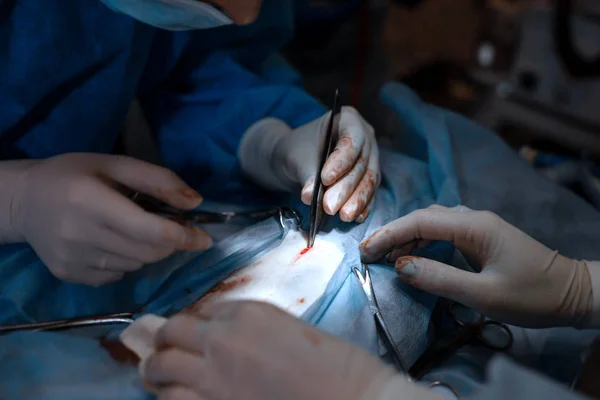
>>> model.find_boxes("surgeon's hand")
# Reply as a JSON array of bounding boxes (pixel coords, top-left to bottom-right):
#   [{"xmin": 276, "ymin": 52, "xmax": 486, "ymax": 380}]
[
  {"xmin": 239, "ymin": 108, "xmax": 381, "ymax": 223},
  {"xmin": 141, "ymin": 301, "xmax": 424, "ymax": 400},
  {"xmin": 10, "ymin": 153, "xmax": 212, "ymax": 286},
  {"xmin": 360, "ymin": 206, "xmax": 594, "ymax": 328},
  {"xmin": 206, "ymin": 0, "xmax": 263, "ymax": 24}
]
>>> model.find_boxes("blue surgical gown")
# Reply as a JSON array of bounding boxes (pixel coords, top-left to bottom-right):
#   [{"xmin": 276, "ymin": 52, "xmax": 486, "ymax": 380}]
[{"xmin": 0, "ymin": 0, "xmax": 325, "ymax": 202}]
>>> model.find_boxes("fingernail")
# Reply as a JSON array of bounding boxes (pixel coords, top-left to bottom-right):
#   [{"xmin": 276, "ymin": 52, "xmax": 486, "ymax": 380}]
[
  {"xmin": 322, "ymin": 174, "xmax": 335, "ymax": 187},
  {"xmin": 395, "ymin": 257, "xmax": 419, "ymax": 278},
  {"xmin": 184, "ymin": 228, "xmax": 212, "ymax": 251},
  {"xmin": 301, "ymin": 185, "xmax": 313, "ymax": 205},
  {"xmin": 340, "ymin": 200, "xmax": 358, "ymax": 221},
  {"xmin": 359, "ymin": 235, "xmax": 373, "ymax": 251},
  {"xmin": 339, "ymin": 209, "xmax": 352, "ymax": 222},
  {"xmin": 178, "ymin": 188, "xmax": 203, "ymax": 201},
  {"xmin": 356, "ymin": 207, "xmax": 370, "ymax": 224}
]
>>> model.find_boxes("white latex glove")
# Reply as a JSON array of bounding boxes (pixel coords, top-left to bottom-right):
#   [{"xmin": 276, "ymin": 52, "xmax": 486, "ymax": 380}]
[
  {"xmin": 360, "ymin": 205, "xmax": 597, "ymax": 328},
  {"xmin": 239, "ymin": 107, "xmax": 381, "ymax": 223},
  {"xmin": 130, "ymin": 301, "xmax": 439, "ymax": 400},
  {"xmin": 206, "ymin": 0, "xmax": 262, "ymax": 24},
  {"xmin": 9, "ymin": 153, "xmax": 212, "ymax": 286}
]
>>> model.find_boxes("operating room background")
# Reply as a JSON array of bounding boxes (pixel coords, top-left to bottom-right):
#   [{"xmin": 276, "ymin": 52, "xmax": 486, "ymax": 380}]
[{"xmin": 283, "ymin": 0, "xmax": 600, "ymax": 210}]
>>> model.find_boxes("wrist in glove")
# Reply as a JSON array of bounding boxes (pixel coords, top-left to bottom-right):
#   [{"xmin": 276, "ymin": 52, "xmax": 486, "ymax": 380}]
[
  {"xmin": 238, "ymin": 118, "xmax": 298, "ymax": 192},
  {"xmin": 0, "ymin": 160, "xmax": 37, "ymax": 243},
  {"xmin": 546, "ymin": 254, "xmax": 594, "ymax": 328},
  {"xmin": 583, "ymin": 261, "xmax": 600, "ymax": 328}
]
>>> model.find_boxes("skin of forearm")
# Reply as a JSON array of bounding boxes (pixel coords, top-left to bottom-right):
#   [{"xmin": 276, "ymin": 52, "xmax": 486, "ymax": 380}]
[{"xmin": 0, "ymin": 160, "xmax": 37, "ymax": 243}]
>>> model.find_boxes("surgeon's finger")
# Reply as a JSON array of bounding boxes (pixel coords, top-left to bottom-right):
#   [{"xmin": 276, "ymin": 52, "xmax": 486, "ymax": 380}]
[
  {"xmin": 90, "ymin": 251, "xmax": 144, "ymax": 273},
  {"xmin": 96, "ymin": 189, "xmax": 212, "ymax": 251},
  {"xmin": 51, "ymin": 266, "xmax": 124, "ymax": 286},
  {"xmin": 157, "ymin": 386, "xmax": 202, "ymax": 400},
  {"xmin": 102, "ymin": 156, "xmax": 203, "ymax": 211},
  {"xmin": 395, "ymin": 256, "xmax": 493, "ymax": 308},
  {"xmin": 322, "ymin": 143, "xmax": 369, "ymax": 215},
  {"xmin": 156, "ymin": 315, "xmax": 213, "ymax": 355},
  {"xmin": 339, "ymin": 172, "xmax": 375, "ymax": 222},
  {"xmin": 339, "ymin": 145, "xmax": 380, "ymax": 222},
  {"xmin": 144, "ymin": 348, "xmax": 207, "ymax": 388},
  {"xmin": 300, "ymin": 177, "xmax": 316, "ymax": 206},
  {"xmin": 386, "ymin": 243, "xmax": 415, "ymax": 263},
  {"xmin": 355, "ymin": 195, "xmax": 375, "ymax": 224},
  {"xmin": 191, "ymin": 300, "xmax": 288, "ymax": 325},
  {"xmin": 210, "ymin": 0, "xmax": 263, "ymax": 25},
  {"xmin": 360, "ymin": 208, "xmax": 494, "ymax": 263},
  {"xmin": 385, "ymin": 239, "xmax": 432, "ymax": 263},
  {"xmin": 94, "ymin": 229, "xmax": 175, "ymax": 265},
  {"xmin": 427, "ymin": 204, "xmax": 447, "ymax": 210},
  {"xmin": 368, "ymin": 207, "xmax": 447, "ymax": 263},
  {"xmin": 322, "ymin": 107, "xmax": 367, "ymax": 186},
  {"xmin": 85, "ymin": 226, "xmax": 174, "ymax": 265}
]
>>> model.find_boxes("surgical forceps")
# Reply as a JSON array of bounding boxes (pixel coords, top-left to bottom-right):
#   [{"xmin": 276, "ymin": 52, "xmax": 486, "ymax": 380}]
[
  {"xmin": 308, "ymin": 89, "xmax": 341, "ymax": 248},
  {"xmin": 130, "ymin": 191, "xmax": 300, "ymax": 227},
  {"xmin": 352, "ymin": 265, "xmax": 409, "ymax": 375},
  {"xmin": 409, "ymin": 302, "xmax": 513, "ymax": 380}
]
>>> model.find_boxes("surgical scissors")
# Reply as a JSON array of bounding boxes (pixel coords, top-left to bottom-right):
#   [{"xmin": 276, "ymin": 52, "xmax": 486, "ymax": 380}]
[
  {"xmin": 129, "ymin": 191, "xmax": 300, "ymax": 226},
  {"xmin": 352, "ymin": 265, "xmax": 409, "ymax": 375},
  {"xmin": 409, "ymin": 302, "xmax": 513, "ymax": 380}
]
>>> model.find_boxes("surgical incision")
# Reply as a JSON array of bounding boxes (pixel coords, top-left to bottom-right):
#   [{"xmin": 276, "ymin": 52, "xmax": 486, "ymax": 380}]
[{"xmin": 182, "ymin": 229, "xmax": 344, "ymax": 317}]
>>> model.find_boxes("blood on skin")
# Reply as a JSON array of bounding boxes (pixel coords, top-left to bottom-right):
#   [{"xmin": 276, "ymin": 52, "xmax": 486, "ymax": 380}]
[
  {"xmin": 325, "ymin": 136, "xmax": 354, "ymax": 180},
  {"xmin": 182, "ymin": 274, "xmax": 252, "ymax": 315},
  {"xmin": 293, "ymin": 247, "xmax": 312, "ymax": 263},
  {"xmin": 99, "ymin": 337, "xmax": 140, "ymax": 365},
  {"xmin": 303, "ymin": 330, "xmax": 321, "ymax": 347},
  {"xmin": 209, "ymin": 275, "xmax": 252, "ymax": 294}
]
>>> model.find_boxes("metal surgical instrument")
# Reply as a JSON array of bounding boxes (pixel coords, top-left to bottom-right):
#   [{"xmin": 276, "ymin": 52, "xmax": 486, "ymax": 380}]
[
  {"xmin": 0, "ymin": 313, "xmax": 135, "ymax": 334},
  {"xmin": 352, "ymin": 264, "xmax": 409, "ymax": 375},
  {"xmin": 130, "ymin": 191, "xmax": 300, "ymax": 226},
  {"xmin": 308, "ymin": 89, "xmax": 341, "ymax": 248},
  {"xmin": 409, "ymin": 302, "xmax": 513, "ymax": 380},
  {"xmin": 0, "ymin": 208, "xmax": 300, "ymax": 335}
]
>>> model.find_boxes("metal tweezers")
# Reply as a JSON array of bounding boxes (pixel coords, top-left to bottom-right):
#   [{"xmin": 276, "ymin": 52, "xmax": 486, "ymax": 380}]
[{"xmin": 307, "ymin": 89, "xmax": 341, "ymax": 248}]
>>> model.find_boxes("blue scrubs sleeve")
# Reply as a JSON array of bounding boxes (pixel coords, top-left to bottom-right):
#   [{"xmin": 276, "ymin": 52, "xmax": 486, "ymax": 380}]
[{"xmin": 140, "ymin": 1, "xmax": 325, "ymax": 202}]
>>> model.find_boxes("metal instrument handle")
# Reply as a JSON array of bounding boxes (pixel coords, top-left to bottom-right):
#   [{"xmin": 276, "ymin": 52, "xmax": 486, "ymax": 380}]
[{"xmin": 0, "ymin": 313, "xmax": 135, "ymax": 334}]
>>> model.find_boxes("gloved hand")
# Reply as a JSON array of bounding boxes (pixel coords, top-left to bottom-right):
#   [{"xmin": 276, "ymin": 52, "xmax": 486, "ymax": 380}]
[
  {"xmin": 132, "ymin": 301, "xmax": 437, "ymax": 400},
  {"xmin": 360, "ymin": 205, "xmax": 596, "ymax": 328},
  {"xmin": 239, "ymin": 107, "xmax": 380, "ymax": 223},
  {"xmin": 209, "ymin": 0, "xmax": 262, "ymax": 24},
  {"xmin": 9, "ymin": 153, "xmax": 212, "ymax": 286}
]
